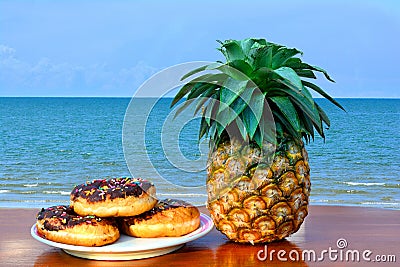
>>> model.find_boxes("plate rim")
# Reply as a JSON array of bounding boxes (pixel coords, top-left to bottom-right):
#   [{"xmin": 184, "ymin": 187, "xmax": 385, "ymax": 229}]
[{"xmin": 31, "ymin": 213, "xmax": 214, "ymax": 254}]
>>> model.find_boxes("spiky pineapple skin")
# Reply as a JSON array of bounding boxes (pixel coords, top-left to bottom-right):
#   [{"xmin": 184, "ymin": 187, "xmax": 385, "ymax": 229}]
[{"xmin": 206, "ymin": 138, "xmax": 310, "ymax": 243}]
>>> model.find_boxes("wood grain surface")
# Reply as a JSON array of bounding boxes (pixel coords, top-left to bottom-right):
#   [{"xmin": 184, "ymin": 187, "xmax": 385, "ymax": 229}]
[{"xmin": 0, "ymin": 206, "xmax": 398, "ymax": 266}]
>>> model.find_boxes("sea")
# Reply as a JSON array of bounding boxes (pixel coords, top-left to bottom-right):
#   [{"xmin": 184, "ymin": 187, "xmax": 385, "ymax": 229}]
[{"xmin": 0, "ymin": 97, "xmax": 399, "ymax": 209}]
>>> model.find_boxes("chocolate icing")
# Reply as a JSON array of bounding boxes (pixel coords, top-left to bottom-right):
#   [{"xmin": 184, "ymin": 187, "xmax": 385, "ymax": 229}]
[
  {"xmin": 37, "ymin": 205, "xmax": 113, "ymax": 231},
  {"xmin": 71, "ymin": 177, "xmax": 153, "ymax": 203},
  {"xmin": 121, "ymin": 198, "xmax": 194, "ymax": 223}
]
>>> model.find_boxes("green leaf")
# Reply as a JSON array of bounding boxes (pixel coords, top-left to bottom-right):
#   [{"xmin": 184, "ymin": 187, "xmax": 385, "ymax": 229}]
[
  {"xmin": 233, "ymin": 119, "xmax": 248, "ymax": 141},
  {"xmin": 252, "ymin": 46, "xmax": 273, "ymax": 69},
  {"xmin": 295, "ymin": 69, "xmax": 316, "ymax": 79},
  {"xmin": 202, "ymin": 73, "xmax": 230, "ymax": 85},
  {"xmin": 316, "ymin": 102, "xmax": 330, "ymax": 127},
  {"xmin": 214, "ymin": 86, "xmax": 256, "ymax": 137},
  {"xmin": 266, "ymin": 42, "xmax": 283, "ymax": 54},
  {"xmin": 219, "ymin": 40, "xmax": 245, "ymax": 61},
  {"xmin": 229, "ymin": 86, "xmax": 256, "ymax": 115},
  {"xmin": 283, "ymin": 57, "xmax": 302, "ymax": 68},
  {"xmin": 239, "ymin": 109, "xmax": 252, "ymax": 140},
  {"xmin": 250, "ymin": 66, "xmax": 274, "ymax": 86},
  {"xmin": 254, "ymin": 39, "xmax": 268, "ymax": 46},
  {"xmin": 273, "ymin": 67, "xmax": 303, "ymax": 92},
  {"xmin": 175, "ymin": 83, "xmax": 220, "ymax": 118},
  {"xmin": 312, "ymin": 119, "xmax": 325, "ymax": 139},
  {"xmin": 216, "ymin": 121, "xmax": 225, "ymax": 140},
  {"xmin": 194, "ymin": 97, "xmax": 209, "ymax": 116},
  {"xmin": 272, "ymin": 110, "xmax": 300, "ymax": 140},
  {"xmin": 310, "ymin": 65, "xmax": 335, "ymax": 82},
  {"xmin": 215, "ymin": 102, "xmax": 237, "ymax": 136},
  {"xmin": 208, "ymin": 121, "xmax": 217, "ymax": 142},
  {"xmin": 241, "ymin": 90, "xmax": 265, "ymax": 139},
  {"xmin": 173, "ymin": 99, "xmax": 194, "ymax": 119},
  {"xmin": 270, "ymin": 96, "xmax": 301, "ymax": 132},
  {"xmin": 298, "ymin": 110, "xmax": 315, "ymax": 140},
  {"xmin": 171, "ymin": 83, "xmax": 194, "ymax": 108},
  {"xmin": 269, "ymin": 86, "xmax": 322, "ymax": 132},
  {"xmin": 199, "ymin": 116, "xmax": 209, "ymax": 139},
  {"xmin": 205, "ymin": 63, "xmax": 249, "ymax": 81},
  {"xmin": 253, "ymin": 128, "xmax": 263, "ymax": 148},
  {"xmin": 187, "ymin": 83, "xmax": 216, "ymax": 100},
  {"xmin": 173, "ymin": 38, "xmax": 344, "ymax": 144},
  {"xmin": 301, "ymin": 85, "xmax": 314, "ymax": 103},
  {"xmin": 240, "ymin": 38, "xmax": 257, "ymax": 56},
  {"xmin": 283, "ymin": 59, "xmax": 335, "ymax": 82},
  {"xmin": 180, "ymin": 64, "xmax": 210, "ymax": 81},
  {"xmin": 302, "ymin": 80, "xmax": 345, "ymax": 111},
  {"xmin": 229, "ymin": 60, "xmax": 254, "ymax": 76},
  {"xmin": 298, "ymin": 86, "xmax": 324, "ymax": 136},
  {"xmin": 193, "ymin": 86, "xmax": 219, "ymax": 115},
  {"xmin": 204, "ymin": 97, "xmax": 217, "ymax": 125},
  {"xmin": 219, "ymin": 79, "xmax": 248, "ymax": 112},
  {"xmin": 293, "ymin": 62, "xmax": 335, "ymax": 83},
  {"xmin": 258, "ymin": 105, "xmax": 277, "ymax": 145},
  {"xmin": 242, "ymin": 39, "xmax": 266, "ymax": 65},
  {"xmin": 171, "ymin": 73, "xmax": 215, "ymax": 107},
  {"xmin": 272, "ymin": 47, "xmax": 303, "ymax": 69}
]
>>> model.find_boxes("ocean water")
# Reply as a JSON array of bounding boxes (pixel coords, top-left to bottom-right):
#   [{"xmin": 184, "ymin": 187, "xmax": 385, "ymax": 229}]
[{"xmin": 0, "ymin": 97, "xmax": 399, "ymax": 209}]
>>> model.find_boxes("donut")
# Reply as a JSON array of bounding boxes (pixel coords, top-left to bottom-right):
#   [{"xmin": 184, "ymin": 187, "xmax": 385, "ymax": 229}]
[
  {"xmin": 119, "ymin": 199, "xmax": 201, "ymax": 238},
  {"xmin": 36, "ymin": 205, "xmax": 120, "ymax": 247},
  {"xmin": 70, "ymin": 177, "xmax": 157, "ymax": 217}
]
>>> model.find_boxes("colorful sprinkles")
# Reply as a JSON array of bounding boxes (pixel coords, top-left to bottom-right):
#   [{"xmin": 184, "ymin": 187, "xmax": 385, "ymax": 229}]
[
  {"xmin": 71, "ymin": 177, "xmax": 153, "ymax": 203},
  {"xmin": 36, "ymin": 205, "xmax": 109, "ymax": 231}
]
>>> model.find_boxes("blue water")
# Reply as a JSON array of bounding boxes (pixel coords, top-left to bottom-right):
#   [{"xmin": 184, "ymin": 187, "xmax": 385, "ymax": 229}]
[{"xmin": 0, "ymin": 97, "xmax": 399, "ymax": 209}]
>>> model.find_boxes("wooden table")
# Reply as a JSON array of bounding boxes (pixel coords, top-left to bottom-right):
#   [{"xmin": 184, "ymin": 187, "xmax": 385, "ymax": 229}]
[{"xmin": 0, "ymin": 206, "xmax": 399, "ymax": 266}]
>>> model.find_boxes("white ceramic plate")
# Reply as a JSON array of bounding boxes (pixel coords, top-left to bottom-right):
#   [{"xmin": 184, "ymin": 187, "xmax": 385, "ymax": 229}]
[{"xmin": 31, "ymin": 213, "xmax": 213, "ymax": 260}]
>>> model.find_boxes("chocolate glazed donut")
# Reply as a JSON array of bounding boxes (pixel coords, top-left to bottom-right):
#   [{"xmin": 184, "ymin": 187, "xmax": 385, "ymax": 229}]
[
  {"xmin": 70, "ymin": 177, "xmax": 157, "ymax": 217},
  {"xmin": 36, "ymin": 205, "xmax": 120, "ymax": 246},
  {"xmin": 119, "ymin": 199, "xmax": 201, "ymax": 237}
]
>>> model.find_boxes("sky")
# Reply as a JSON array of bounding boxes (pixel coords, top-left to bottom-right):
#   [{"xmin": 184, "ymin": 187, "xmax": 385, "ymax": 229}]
[{"xmin": 0, "ymin": 0, "xmax": 399, "ymax": 98}]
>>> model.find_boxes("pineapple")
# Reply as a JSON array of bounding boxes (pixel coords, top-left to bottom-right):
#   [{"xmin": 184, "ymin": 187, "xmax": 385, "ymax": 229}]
[{"xmin": 171, "ymin": 38, "xmax": 344, "ymax": 243}]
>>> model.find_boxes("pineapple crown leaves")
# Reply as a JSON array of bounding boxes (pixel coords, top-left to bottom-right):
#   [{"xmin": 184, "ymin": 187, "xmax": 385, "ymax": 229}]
[{"xmin": 171, "ymin": 38, "xmax": 345, "ymax": 148}]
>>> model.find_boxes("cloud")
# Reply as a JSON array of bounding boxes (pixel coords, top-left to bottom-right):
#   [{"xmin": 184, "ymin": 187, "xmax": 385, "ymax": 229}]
[
  {"xmin": 0, "ymin": 44, "xmax": 158, "ymax": 96},
  {"xmin": 0, "ymin": 45, "xmax": 16, "ymax": 57}
]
